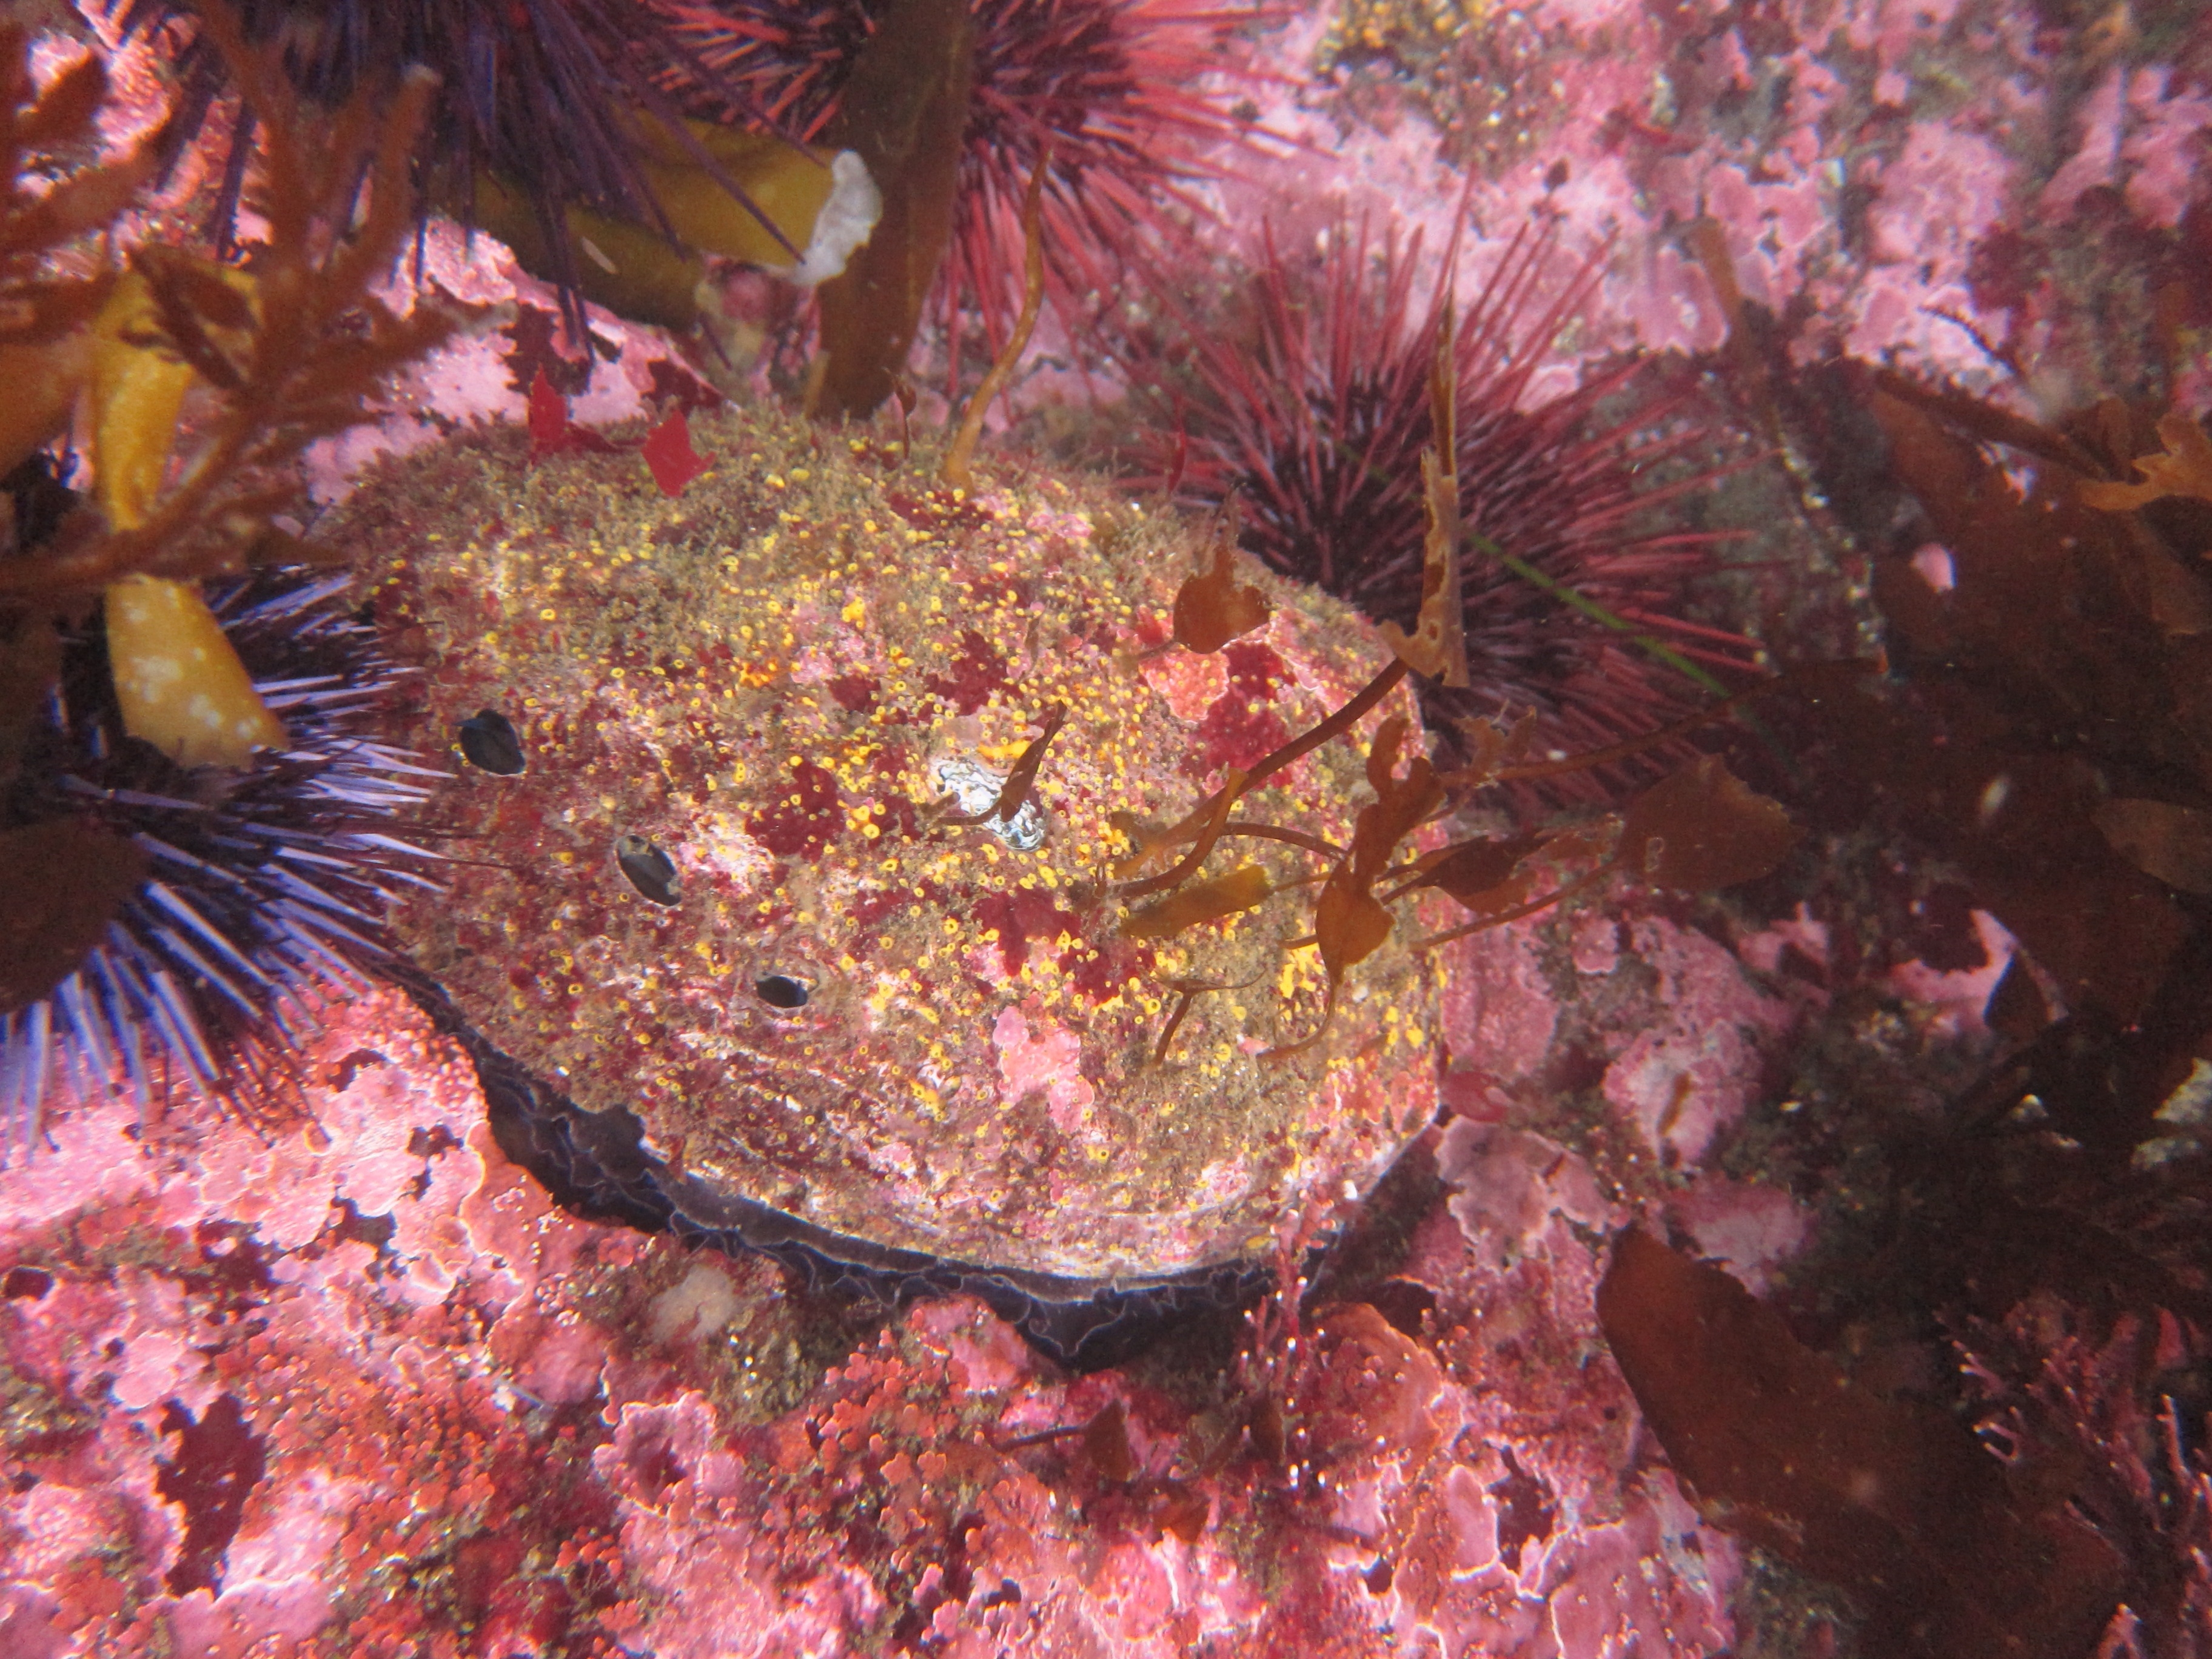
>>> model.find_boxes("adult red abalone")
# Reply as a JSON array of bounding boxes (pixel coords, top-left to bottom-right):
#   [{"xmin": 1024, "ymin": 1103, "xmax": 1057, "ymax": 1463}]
[{"xmin": 340, "ymin": 406, "xmax": 1451, "ymax": 1300}]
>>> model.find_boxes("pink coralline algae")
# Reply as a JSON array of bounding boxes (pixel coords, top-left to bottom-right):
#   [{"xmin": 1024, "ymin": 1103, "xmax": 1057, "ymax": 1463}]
[
  {"xmin": 0, "ymin": 990, "xmax": 640, "ymax": 1655},
  {"xmin": 1236, "ymin": 1128, "xmax": 1743, "ymax": 1659},
  {"xmin": 18, "ymin": 0, "xmax": 2210, "ymax": 1651},
  {"xmin": 0, "ymin": 915, "xmax": 1811, "ymax": 1658},
  {"xmin": 2040, "ymin": 67, "xmax": 2212, "ymax": 231},
  {"xmin": 1253, "ymin": 0, "xmax": 2212, "ymax": 403},
  {"xmin": 1440, "ymin": 899, "xmax": 1801, "ymax": 1173},
  {"xmin": 588, "ymin": 1127, "xmax": 1751, "ymax": 1658}
]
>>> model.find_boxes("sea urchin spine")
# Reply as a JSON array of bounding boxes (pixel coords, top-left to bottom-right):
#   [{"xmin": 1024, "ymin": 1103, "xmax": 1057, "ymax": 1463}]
[
  {"xmin": 0, "ymin": 571, "xmax": 443, "ymax": 1151},
  {"xmin": 1153, "ymin": 209, "xmax": 1761, "ymax": 790},
  {"xmin": 666, "ymin": 0, "xmax": 1279, "ymax": 358},
  {"xmin": 113, "ymin": 0, "xmax": 802, "ymax": 330}
]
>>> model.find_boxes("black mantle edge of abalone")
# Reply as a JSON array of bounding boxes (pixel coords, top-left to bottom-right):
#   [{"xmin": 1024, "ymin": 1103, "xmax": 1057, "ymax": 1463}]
[{"xmin": 383, "ymin": 965, "xmax": 1270, "ymax": 1372}]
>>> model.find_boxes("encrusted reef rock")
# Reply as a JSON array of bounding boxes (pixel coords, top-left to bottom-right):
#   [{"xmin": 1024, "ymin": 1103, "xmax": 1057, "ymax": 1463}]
[{"xmin": 337, "ymin": 407, "xmax": 1448, "ymax": 1298}]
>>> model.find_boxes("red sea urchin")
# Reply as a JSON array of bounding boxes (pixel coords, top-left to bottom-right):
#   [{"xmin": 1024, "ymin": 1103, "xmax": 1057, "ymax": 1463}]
[
  {"xmin": 1153, "ymin": 210, "xmax": 1760, "ymax": 788},
  {"xmin": 663, "ymin": 0, "xmax": 1276, "ymax": 356}
]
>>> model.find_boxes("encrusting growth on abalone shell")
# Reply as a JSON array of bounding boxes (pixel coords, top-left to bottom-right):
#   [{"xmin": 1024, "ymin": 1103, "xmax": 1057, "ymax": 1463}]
[{"xmin": 338, "ymin": 405, "xmax": 1453, "ymax": 1284}]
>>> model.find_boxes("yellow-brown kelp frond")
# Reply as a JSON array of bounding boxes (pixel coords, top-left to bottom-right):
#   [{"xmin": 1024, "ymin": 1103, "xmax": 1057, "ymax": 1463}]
[
  {"xmin": 1171, "ymin": 513, "xmax": 1270, "ymax": 657},
  {"xmin": 468, "ymin": 115, "xmax": 880, "ymax": 330},
  {"xmin": 1375, "ymin": 298, "xmax": 1470, "ymax": 691},
  {"xmin": 939, "ymin": 149, "xmax": 1046, "ymax": 489},
  {"xmin": 1, "ymin": 16, "xmax": 458, "ymax": 764},
  {"xmin": 3, "ymin": 18, "xmax": 455, "ymax": 601},
  {"xmin": 0, "ymin": 29, "xmax": 155, "ymax": 484},
  {"xmin": 808, "ymin": 0, "xmax": 974, "ymax": 420},
  {"xmin": 2077, "ymin": 407, "xmax": 2212, "ymax": 512}
]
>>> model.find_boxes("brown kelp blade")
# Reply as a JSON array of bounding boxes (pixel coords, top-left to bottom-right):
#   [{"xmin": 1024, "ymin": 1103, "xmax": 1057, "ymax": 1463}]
[
  {"xmin": 1617, "ymin": 755, "xmax": 1801, "ymax": 892},
  {"xmin": 1376, "ymin": 301, "xmax": 1469, "ymax": 688},
  {"xmin": 1598, "ymin": 1228, "xmax": 2122, "ymax": 1659},
  {"xmin": 809, "ymin": 0, "xmax": 974, "ymax": 420}
]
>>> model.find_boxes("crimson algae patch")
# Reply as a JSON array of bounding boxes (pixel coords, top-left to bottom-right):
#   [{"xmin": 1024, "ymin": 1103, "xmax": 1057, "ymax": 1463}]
[{"xmin": 337, "ymin": 404, "xmax": 1455, "ymax": 1365}]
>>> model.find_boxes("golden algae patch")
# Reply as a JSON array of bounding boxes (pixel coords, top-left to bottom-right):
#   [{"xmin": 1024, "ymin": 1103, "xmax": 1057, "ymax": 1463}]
[{"xmin": 335, "ymin": 407, "xmax": 1446, "ymax": 1280}]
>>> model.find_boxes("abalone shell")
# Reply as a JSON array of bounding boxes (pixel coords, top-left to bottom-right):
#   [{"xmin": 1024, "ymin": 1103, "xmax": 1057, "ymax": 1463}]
[{"xmin": 341, "ymin": 407, "xmax": 1447, "ymax": 1285}]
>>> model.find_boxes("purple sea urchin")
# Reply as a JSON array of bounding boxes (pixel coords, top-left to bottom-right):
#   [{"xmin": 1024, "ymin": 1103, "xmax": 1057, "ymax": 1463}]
[
  {"xmin": 112, "ymin": 0, "xmax": 793, "ymax": 326},
  {"xmin": 1153, "ymin": 212, "xmax": 1759, "ymax": 788},
  {"xmin": 0, "ymin": 569, "xmax": 441, "ymax": 1148}
]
